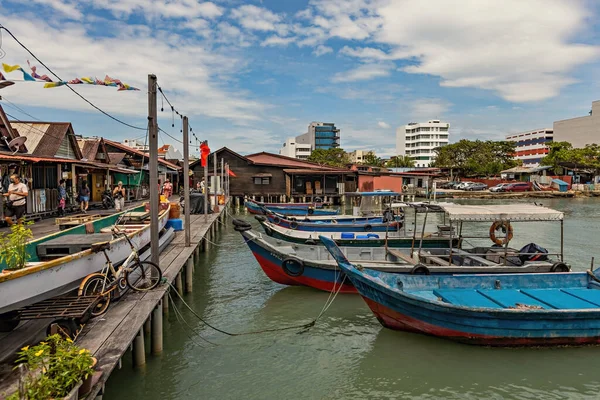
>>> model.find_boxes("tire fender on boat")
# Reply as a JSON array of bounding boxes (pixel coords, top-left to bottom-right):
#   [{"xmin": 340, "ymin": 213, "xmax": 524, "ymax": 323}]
[
  {"xmin": 305, "ymin": 239, "xmax": 317, "ymax": 245},
  {"xmin": 410, "ymin": 264, "xmax": 430, "ymax": 275},
  {"xmin": 308, "ymin": 208, "xmax": 315, "ymax": 215},
  {"xmin": 364, "ymin": 224, "xmax": 372, "ymax": 232},
  {"xmin": 282, "ymin": 257, "xmax": 305, "ymax": 277},
  {"xmin": 254, "ymin": 215, "xmax": 267, "ymax": 223},
  {"xmin": 290, "ymin": 221, "xmax": 299, "ymax": 230},
  {"xmin": 551, "ymin": 262, "xmax": 569, "ymax": 272},
  {"xmin": 273, "ymin": 216, "xmax": 281, "ymax": 224},
  {"xmin": 264, "ymin": 226, "xmax": 273, "ymax": 236}
]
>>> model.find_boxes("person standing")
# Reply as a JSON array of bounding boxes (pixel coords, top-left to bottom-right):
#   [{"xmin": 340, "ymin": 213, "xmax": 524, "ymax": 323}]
[
  {"xmin": 79, "ymin": 181, "xmax": 90, "ymax": 213},
  {"xmin": 113, "ymin": 181, "xmax": 126, "ymax": 211},
  {"xmin": 200, "ymin": 177, "xmax": 206, "ymax": 194},
  {"xmin": 3, "ymin": 174, "xmax": 28, "ymax": 225},
  {"xmin": 58, "ymin": 179, "xmax": 67, "ymax": 216},
  {"xmin": 162, "ymin": 178, "xmax": 173, "ymax": 199}
]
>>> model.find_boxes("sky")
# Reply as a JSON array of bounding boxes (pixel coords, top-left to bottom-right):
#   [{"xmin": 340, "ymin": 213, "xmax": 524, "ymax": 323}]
[{"xmin": 0, "ymin": 0, "xmax": 599, "ymax": 157}]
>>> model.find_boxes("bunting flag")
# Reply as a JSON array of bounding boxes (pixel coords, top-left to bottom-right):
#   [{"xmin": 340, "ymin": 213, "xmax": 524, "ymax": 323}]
[
  {"xmin": 1, "ymin": 61, "xmax": 140, "ymax": 91},
  {"xmin": 200, "ymin": 141, "xmax": 210, "ymax": 167},
  {"xmin": 27, "ymin": 60, "xmax": 53, "ymax": 82},
  {"xmin": 228, "ymin": 169, "xmax": 237, "ymax": 177},
  {"xmin": 2, "ymin": 63, "xmax": 35, "ymax": 81}
]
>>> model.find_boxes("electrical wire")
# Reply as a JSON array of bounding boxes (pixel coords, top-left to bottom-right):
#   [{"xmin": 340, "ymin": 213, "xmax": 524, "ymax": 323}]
[
  {"xmin": 0, "ymin": 97, "xmax": 41, "ymax": 121},
  {"xmin": 0, "ymin": 24, "xmax": 146, "ymax": 131}
]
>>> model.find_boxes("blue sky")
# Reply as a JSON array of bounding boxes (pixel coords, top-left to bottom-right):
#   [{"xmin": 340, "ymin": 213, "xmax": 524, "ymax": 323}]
[{"xmin": 0, "ymin": 0, "xmax": 599, "ymax": 157}]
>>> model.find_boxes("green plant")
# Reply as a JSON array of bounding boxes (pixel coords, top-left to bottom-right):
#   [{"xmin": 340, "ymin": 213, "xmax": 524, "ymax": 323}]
[
  {"xmin": 0, "ymin": 222, "xmax": 33, "ymax": 270},
  {"xmin": 9, "ymin": 334, "xmax": 94, "ymax": 400}
]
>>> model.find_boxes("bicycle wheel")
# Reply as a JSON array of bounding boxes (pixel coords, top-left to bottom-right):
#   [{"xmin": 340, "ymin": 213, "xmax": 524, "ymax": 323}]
[
  {"xmin": 79, "ymin": 274, "xmax": 111, "ymax": 317},
  {"xmin": 126, "ymin": 261, "xmax": 162, "ymax": 291}
]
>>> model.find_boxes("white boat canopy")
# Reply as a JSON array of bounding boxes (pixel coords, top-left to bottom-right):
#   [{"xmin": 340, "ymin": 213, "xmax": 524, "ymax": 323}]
[{"xmin": 436, "ymin": 203, "xmax": 564, "ymax": 222}]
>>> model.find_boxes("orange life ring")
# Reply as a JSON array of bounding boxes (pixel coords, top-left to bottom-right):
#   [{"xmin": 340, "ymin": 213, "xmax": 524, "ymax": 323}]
[{"xmin": 489, "ymin": 221, "xmax": 513, "ymax": 246}]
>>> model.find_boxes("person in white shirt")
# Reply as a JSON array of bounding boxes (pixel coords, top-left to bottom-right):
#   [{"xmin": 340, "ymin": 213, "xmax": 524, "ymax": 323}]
[{"xmin": 3, "ymin": 174, "xmax": 28, "ymax": 225}]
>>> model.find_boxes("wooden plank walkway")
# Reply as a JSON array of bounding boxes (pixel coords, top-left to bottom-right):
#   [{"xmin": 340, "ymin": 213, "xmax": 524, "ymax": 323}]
[
  {"xmin": 77, "ymin": 210, "xmax": 224, "ymax": 399},
  {"xmin": 0, "ymin": 205, "xmax": 226, "ymax": 400}
]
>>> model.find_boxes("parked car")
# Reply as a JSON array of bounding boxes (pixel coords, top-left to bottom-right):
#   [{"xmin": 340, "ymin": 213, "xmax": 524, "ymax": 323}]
[
  {"xmin": 466, "ymin": 182, "xmax": 488, "ymax": 191},
  {"xmin": 455, "ymin": 182, "xmax": 474, "ymax": 190},
  {"xmin": 504, "ymin": 182, "xmax": 531, "ymax": 192},
  {"xmin": 489, "ymin": 183, "xmax": 511, "ymax": 192},
  {"xmin": 438, "ymin": 181, "xmax": 457, "ymax": 189}
]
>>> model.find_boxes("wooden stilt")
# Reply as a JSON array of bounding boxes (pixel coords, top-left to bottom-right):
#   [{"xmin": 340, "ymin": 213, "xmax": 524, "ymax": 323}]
[
  {"xmin": 151, "ymin": 301, "xmax": 163, "ymax": 354},
  {"xmin": 185, "ymin": 258, "xmax": 193, "ymax": 293},
  {"xmin": 132, "ymin": 328, "xmax": 145, "ymax": 367},
  {"xmin": 162, "ymin": 292, "xmax": 169, "ymax": 316},
  {"xmin": 144, "ymin": 317, "xmax": 151, "ymax": 335},
  {"xmin": 175, "ymin": 272, "xmax": 183, "ymax": 296}
]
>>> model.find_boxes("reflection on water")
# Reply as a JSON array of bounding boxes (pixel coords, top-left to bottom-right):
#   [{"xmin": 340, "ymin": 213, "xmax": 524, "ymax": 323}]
[{"xmin": 105, "ymin": 199, "xmax": 600, "ymax": 400}]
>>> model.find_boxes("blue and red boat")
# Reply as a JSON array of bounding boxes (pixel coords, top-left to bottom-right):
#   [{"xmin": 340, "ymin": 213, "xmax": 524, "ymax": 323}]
[
  {"xmin": 244, "ymin": 200, "xmax": 338, "ymax": 216},
  {"xmin": 321, "ymin": 236, "xmax": 600, "ymax": 346},
  {"xmin": 264, "ymin": 212, "xmax": 402, "ymax": 232}
]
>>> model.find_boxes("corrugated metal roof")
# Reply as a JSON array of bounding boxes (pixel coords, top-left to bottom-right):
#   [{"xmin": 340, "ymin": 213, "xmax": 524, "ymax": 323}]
[
  {"xmin": 108, "ymin": 152, "xmax": 126, "ymax": 165},
  {"xmin": 103, "ymin": 139, "xmax": 181, "ymax": 170},
  {"xmin": 246, "ymin": 152, "xmax": 338, "ymax": 170},
  {"xmin": 77, "ymin": 138, "xmax": 100, "ymax": 160},
  {"xmin": 10, "ymin": 122, "xmax": 82, "ymax": 159},
  {"xmin": 283, "ymin": 168, "xmax": 350, "ymax": 174}
]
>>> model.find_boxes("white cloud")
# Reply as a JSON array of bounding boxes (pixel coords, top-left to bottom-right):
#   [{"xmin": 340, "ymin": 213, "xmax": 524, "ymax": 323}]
[
  {"xmin": 0, "ymin": 16, "xmax": 266, "ymax": 123},
  {"xmin": 313, "ymin": 45, "xmax": 333, "ymax": 57},
  {"xmin": 331, "ymin": 63, "xmax": 392, "ymax": 83},
  {"xmin": 377, "ymin": 121, "xmax": 390, "ymax": 129},
  {"xmin": 408, "ymin": 99, "xmax": 451, "ymax": 121},
  {"xmin": 230, "ymin": 5, "xmax": 284, "ymax": 32},
  {"xmin": 85, "ymin": 0, "xmax": 223, "ymax": 20},
  {"xmin": 339, "ymin": 46, "xmax": 392, "ymax": 61},
  {"xmin": 11, "ymin": 0, "xmax": 83, "ymax": 19},
  {"xmin": 261, "ymin": 35, "xmax": 295, "ymax": 47}
]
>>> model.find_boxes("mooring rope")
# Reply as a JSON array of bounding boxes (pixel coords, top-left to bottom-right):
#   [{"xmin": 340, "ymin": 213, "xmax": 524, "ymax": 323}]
[
  {"xmin": 169, "ymin": 283, "xmax": 320, "ymax": 336},
  {"xmin": 168, "ymin": 291, "xmax": 217, "ymax": 346}
]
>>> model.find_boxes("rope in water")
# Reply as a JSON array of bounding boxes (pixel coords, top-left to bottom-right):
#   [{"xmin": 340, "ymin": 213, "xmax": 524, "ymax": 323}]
[{"xmin": 168, "ymin": 291, "xmax": 217, "ymax": 346}]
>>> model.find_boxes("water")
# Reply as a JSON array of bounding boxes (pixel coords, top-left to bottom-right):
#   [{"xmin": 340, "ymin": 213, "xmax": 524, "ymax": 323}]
[{"xmin": 104, "ymin": 198, "xmax": 600, "ymax": 400}]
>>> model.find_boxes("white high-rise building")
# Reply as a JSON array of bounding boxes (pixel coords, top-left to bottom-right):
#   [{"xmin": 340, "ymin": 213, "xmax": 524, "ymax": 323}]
[
  {"xmin": 279, "ymin": 138, "xmax": 312, "ymax": 160},
  {"xmin": 396, "ymin": 120, "xmax": 450, "ymax": 167}
]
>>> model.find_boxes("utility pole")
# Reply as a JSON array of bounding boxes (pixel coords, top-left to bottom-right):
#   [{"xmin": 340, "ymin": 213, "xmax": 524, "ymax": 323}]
[
  {"xmin": 183, "ymin": 116, "xmax": 191, "ymax": 247},
  {"xmin": 148, "ymin": 74, "xmax": 159, "ymax": 266},
  {"xmin": 221, "ymin": 158, "xmax": 224, "ymax": 201},
  {"xmin": 213, "ymin": 150, "xmax": 218, "ymax": 211},
  {"xmin": 204, "ymin": 142, "xmax": 208, "ymax": 222}
]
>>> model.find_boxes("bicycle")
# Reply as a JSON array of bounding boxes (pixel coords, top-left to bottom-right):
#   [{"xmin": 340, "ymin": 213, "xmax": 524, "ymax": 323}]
[{"xmin": 78, "ymin": 228, "xmax": 163, "ymax": 317}]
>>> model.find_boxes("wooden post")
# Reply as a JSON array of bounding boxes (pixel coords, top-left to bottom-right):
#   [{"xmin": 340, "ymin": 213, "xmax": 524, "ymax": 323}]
[
  {"xmin": 162, "ymin": 292, "xmax": 169, "ymax": 317},
  {"xmin": 132, "ymin": 328, "xmax": 145, "ymax": 367},
  {"xmin": 144, "ymin": 317, "xmax": 151, "ymax": 335},
  {"xmin": 204, "ymin": 144, "xmax": 209, "ymax": 222},
  {"xmin": 151, "ymin": 300, "xmax": 163, "ymax": 354},
  {"xmin": 148, "ymin": 74, "xmax": 159, "ymax": 266},
  {"xmin": 194, "ymin": 244, "xmax": 200, "ymax": 259},
  {"xmin": 183, "ymin": 116, "xmax": 191, "ymax": 247},
  {"xmin": 185, "ymin": 257, "xmax": 193, "ymax": 293},
  {"xmin": 175, "ymin": 272, "xmax": 183, "ymax": 295}
]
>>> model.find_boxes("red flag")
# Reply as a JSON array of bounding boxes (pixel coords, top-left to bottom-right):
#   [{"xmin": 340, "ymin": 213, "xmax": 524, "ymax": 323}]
[
  {"xmin": 228, "ymin": 169, "xmax": 237, "ymax": 177},
  {"xmin": 200, "ymin": 141, "xmax": 210, "ymax": 167}
]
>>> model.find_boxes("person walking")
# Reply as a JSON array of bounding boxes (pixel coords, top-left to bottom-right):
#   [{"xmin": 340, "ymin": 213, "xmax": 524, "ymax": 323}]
[
  {"xmin": 3, "ymin": 174, "xmax": 28, "ymax": 225},
  {"xmin": 79, "ymin": 181, "xmax": 90, "ymax": 213},
  {"xmin": 162, "ymin": 178, "xmax": 173, "ymax": 199},
  {"xmin": 113, "ymin": 181, "xmax": 126, "ymax": 212},
  {"xmin": 58, "ymin": 179, "xmax": 67, "ymax": 216}
]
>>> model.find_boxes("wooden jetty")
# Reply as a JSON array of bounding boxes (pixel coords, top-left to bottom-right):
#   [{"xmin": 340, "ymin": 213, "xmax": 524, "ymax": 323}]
[{"xmin": 0, "ymin": 204, "xmax": 228, "ymax": 399}]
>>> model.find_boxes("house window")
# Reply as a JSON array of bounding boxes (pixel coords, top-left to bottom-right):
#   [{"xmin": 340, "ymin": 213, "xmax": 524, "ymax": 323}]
[{"xmin": 254, "ymin": 177, "xmax": 270, "ymax": 185}]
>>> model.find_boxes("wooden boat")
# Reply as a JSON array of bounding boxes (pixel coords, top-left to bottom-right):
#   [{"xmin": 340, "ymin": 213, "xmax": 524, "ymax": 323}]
[
  {"xmin": 244, "ymin": 200, "xmax": 337, "ymax": 216},
  {"xmin": 0, "ymin": 203, "xmax": 171, "ymax": 316},
  {"xmin": 263, "ymin": 212, "xmax": 403, "ymax": 233},
  {"xmin": 256, "ymin": 217, "xmax": 459, "ymax": 248},
  {"xmin": 322, "ymin": 236, "xmax": 600, "ymax": 346},
  {"xmin": 233, "ymin": 223, "xmax": 564, "ymax": 294}
]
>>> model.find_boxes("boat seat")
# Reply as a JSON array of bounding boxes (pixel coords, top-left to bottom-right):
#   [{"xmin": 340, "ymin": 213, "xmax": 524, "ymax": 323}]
[
  {"xmin": 521, "ymin": 289, "xmax": 598, "ymax": 309},
  {"xmin": 410, "ymin": 290, "xmax": 440, "ymax": 302},
  {"xmin": 433, "ymin": 289, "xmax": 503, "ymax": 308},
  {"xmin": 561, "ymin": 288, "xmax": 600, "ymax": 307},
  {"xmin": 91, "ymin": 241, "xmax": 111, "ymax": 253},
  {"xmin": 478, "ymin": 289, "xmax": 550, "ymax": 309}
]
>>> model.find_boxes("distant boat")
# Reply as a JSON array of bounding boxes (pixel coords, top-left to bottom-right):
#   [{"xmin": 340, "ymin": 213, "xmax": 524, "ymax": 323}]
[
  {"xmin": 321, "ymin": 236, "xmax": 600, "ymax": 346},
  {"xmin": 244, "ymin": 200, "xmax": 338, "ymax": 216},
  {"xmin": 256, "ymin": 217, "xmax": 458, "ymax": 248}
]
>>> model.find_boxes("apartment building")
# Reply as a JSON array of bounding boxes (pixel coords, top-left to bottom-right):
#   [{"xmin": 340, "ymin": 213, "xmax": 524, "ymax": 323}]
[
  {"xmin": 396, "ymin": 120, "xmax": 449, "ymax": 167},
  {"xmin": 505, "ymin": 129, "xmax": 553, "ymax": 167}
]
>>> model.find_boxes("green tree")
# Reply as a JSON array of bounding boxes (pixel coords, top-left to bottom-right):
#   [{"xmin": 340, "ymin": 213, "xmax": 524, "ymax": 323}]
[
  {"xmin": 431, "ymin": 139, "xmax": 520, "ymax": 177},
  {"xmin": 541, "ymin": 142, "xmax": 600, "ymax": 172},
  {"xmin": 362, "ymin": 151, "xmax": 385, "ymax": 167},
  {"xmin": 386, "ymin": 155, "xmax": 415, "ymax": 168},
  {"xmin": 307, "ymin": 148, "xmax": 351, "ymax": 168}
]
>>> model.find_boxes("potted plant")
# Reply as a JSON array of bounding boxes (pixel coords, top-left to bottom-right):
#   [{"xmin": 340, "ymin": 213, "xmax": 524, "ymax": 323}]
[
  {"xmin": 0, "ymin": 222, "xmax": 33, "ymax": 273},
  {"xmin": 8, "ymin": 334, "xmax": 95, "ymax": 400}
]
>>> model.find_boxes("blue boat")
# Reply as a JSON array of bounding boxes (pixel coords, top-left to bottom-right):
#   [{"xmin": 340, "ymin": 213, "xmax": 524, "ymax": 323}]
[
  {"xmin": 244, "ymin": 200, "xmax": 338, "ymax": 216},
  {"xmin": 264, "ymin": 213, "xmax": 402, "ymax": 232},
  {"xmin": 321, "ymin": 236, "xmax": 600, "ymax": 347}
]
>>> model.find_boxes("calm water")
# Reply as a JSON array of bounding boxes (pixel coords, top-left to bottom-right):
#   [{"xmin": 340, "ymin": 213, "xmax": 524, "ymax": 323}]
[{"xmin": 105, "ymin": 198, "xmax": 600, "ymax": 400}]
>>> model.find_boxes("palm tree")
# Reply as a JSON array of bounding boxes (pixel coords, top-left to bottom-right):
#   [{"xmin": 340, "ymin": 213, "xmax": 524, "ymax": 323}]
[{"xmin": 386, "ymin": 155, "xmax": 415, "ymax": 168}]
